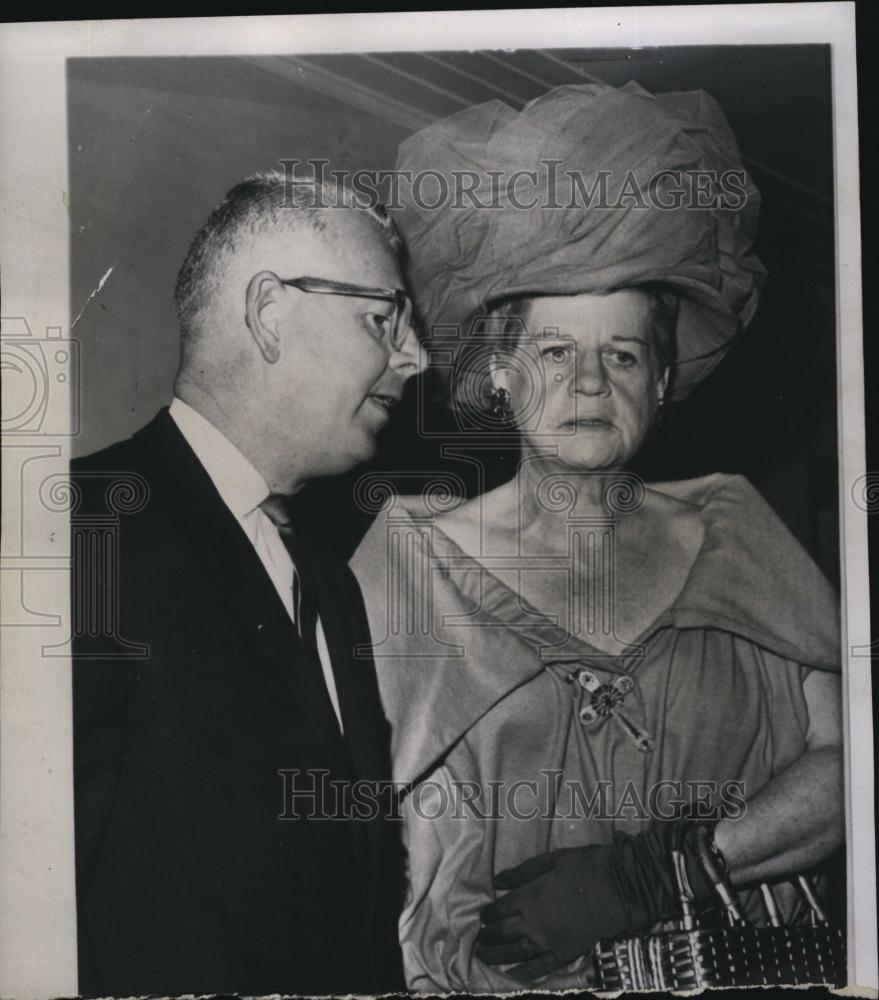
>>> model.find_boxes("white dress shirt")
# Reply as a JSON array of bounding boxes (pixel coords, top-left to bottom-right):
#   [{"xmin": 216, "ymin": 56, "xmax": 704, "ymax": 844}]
[{"xmin": 169, "ymin": 398, "xmax": 344, "ymax": 730}]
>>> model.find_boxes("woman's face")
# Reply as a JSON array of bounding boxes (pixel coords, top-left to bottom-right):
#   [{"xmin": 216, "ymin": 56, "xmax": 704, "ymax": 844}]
[{"xmin": 495, "ymin": 289, "xmax": 668, "ymax": 470}]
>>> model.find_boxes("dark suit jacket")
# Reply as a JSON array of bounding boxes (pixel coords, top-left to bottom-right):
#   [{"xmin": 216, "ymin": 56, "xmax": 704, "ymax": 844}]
[{"xmin": 71, "ymin": 409, "xmax": 404, "ymax": 996}]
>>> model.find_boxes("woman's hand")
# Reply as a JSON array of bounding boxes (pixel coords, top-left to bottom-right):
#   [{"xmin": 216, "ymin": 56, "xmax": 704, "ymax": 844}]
[{"xmin": 475, "ymin": 823, "xmax": 713, "ymax": 979}]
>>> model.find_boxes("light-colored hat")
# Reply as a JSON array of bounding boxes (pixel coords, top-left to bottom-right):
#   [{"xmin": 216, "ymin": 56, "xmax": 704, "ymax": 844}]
[{"xmin": 395, "ymin": 81, "xmax": 766, "ymax": 399}]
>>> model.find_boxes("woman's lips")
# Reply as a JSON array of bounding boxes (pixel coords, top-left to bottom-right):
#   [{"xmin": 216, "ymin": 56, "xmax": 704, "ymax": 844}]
[{"xmin": 565, "ymin": 417, "xmax": 612, "ymax": 428}]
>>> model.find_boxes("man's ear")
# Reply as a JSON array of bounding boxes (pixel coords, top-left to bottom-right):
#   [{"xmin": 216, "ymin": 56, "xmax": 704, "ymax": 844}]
[{"xmin": 245, "ymin": 271, "xmax": 286, "ymax": 364}]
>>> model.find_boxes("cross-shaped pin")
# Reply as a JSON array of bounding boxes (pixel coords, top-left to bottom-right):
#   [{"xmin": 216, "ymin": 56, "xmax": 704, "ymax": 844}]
[{"xmin": 570, "ymin": 667, "xmax": 655, "ymax": 753}]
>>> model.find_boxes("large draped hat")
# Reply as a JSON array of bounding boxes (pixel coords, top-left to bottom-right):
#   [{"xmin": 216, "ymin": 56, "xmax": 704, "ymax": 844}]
[{"xmin": 394, "ymin": 81, "xmax": 766, "ymax": 400}]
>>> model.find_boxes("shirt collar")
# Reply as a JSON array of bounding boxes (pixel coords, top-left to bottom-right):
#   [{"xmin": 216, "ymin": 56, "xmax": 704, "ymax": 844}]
[{"xmin": 169, "ymin": 397, "xmax": 269, "ymax": 518}]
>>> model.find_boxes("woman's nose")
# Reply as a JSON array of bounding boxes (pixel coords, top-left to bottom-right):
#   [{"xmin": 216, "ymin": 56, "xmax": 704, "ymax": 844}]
[{"xmin": 571, "ymin": 349, "xmax": 609, "ymax": 395}]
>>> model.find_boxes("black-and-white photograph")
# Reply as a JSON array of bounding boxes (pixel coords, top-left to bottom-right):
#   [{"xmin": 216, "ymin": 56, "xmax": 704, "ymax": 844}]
[{"xmin": 0, "ymin": 6, "xmax": 873, "ymax": 998}]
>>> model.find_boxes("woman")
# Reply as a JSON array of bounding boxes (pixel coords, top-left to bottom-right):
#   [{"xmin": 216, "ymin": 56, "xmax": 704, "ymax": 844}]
[{"xmin": 351, "ymin": 82, "xmax": 842, "ymax": 991}]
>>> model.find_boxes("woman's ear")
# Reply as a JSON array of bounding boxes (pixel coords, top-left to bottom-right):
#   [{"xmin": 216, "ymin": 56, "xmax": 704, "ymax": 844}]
[
  {"xmin": 656, "ymin": 366, "xmax": 670, "ymax": 404},
  {"xmin": 245, "ymin": 271, "xmax": 285, "ymax": 364},
  {"xmin": 489, "ymin": 352, "xmax": 511, "ymax": 392}
]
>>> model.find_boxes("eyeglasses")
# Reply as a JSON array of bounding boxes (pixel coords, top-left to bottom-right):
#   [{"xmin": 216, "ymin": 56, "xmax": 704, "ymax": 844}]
[{"xmin": 280, "ymin": 275, "xmax": 413, "ymax": 351}]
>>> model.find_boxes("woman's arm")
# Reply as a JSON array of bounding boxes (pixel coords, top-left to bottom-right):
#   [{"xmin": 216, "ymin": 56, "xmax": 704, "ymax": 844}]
[
  {"xmin": 714, "ymin": 667, "xmax": 844, "ymax": 884},
  {"xmin": 475, "ymin": 666, "xmax": 845, "ymax": 978}
]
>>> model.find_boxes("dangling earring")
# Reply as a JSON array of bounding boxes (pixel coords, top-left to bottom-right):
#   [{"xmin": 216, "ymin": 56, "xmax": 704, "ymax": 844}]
[
  {"xmin": 490, "ymin": 386, "xmax": 513, "ymax": 422},
  {"xmin": 655, "ymin": 396, "xmax": 666, "ymax": 428}
]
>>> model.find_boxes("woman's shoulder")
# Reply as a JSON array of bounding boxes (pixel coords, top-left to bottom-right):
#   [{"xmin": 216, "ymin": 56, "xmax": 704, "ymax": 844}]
[
  {"xmin": 645, "ymin": 470, "xmax": 829, "ymax": 558},
  {"xmin": 350, "ymin": 487, "xmax": 475, "ymax": 578},
  {"xmin": 635, "ymin": 473, "xmax": 797, "ymax": 599},
  {"xmin": 646, "ymin": 471, "xmax": 761, "ymax": 511},
  {"xmin": 649, "ymin": 473, "xmax": 840, "ymax": 669},
  {"xmin": 643, "ymin": 472, "xmax": 768, "ymax": 537},
  {"xmin": 429, "ymin": 480, "xmax": 520, "ymax": 555}
]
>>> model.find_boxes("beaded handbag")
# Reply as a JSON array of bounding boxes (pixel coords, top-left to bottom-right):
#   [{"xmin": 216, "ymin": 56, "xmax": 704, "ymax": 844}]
[{"xmin": 592, "ymin": 846, "xmax": 845, "ymax": 990}]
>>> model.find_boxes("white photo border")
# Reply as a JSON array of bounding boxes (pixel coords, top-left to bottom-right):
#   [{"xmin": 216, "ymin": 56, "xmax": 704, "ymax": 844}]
[{"xmin": 0, "ymin": 4, "xmax": 870, "ymax": 996}]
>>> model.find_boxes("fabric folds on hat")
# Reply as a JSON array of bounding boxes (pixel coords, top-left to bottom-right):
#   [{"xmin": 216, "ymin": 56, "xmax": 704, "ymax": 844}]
[{"xmin": 394, "ymin": 81, "xmax": 766, "ymax": 399}]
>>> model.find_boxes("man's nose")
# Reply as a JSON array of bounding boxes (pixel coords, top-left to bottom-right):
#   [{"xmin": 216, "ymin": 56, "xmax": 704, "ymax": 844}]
[{"xmin": 389, "ymin": 323, "xmax": 428, "ymax": 377}]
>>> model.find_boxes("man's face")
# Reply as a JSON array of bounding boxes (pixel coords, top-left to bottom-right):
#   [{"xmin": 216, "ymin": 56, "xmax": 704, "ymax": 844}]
[{"xmin": 271, "ymin": 214, "xmax": 422, "ymax": 478}]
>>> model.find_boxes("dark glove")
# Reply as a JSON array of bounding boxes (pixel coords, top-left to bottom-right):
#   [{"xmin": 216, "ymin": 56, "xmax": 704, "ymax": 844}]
[{"xmin": 475, "ymin": 822, "xmax": 715, "ymax": 980}]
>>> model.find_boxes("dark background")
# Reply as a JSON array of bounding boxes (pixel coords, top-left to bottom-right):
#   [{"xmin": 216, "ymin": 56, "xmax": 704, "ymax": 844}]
[{"xmin": 68, "ymin": 47, "xmax": 839, "ymax": 580}]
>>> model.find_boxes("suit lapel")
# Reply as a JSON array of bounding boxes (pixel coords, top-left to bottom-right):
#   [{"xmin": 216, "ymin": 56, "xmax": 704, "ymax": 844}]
[{"xmin": 141, "ymin": 410, "xmax": 354, "ymax": 780}]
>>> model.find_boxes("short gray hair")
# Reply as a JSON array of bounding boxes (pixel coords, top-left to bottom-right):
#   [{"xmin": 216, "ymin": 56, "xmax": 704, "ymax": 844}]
[{"xmin": 174, "ymin": 170, "xmax": 403, "ymax": 343}]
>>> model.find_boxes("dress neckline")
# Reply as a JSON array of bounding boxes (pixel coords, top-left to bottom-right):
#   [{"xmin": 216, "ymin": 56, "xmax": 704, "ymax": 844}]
[
  {"xmin": 384, "ymin": 471, "xmax": 840, "ymax": 672},
  {"xmin": 421, "ymin": 511, "xmax": 687, "ymax": 670}
]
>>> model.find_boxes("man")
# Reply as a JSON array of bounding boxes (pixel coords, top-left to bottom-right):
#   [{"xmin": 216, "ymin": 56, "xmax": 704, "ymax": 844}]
[{"xmin": 71, "ymin": 172, "xmax": 425, "ymax": 996}]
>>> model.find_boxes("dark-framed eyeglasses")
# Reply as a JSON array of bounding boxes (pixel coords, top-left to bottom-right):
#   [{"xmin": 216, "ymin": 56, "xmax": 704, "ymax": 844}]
[{"xmin": 280, "ymin": 275, "xmax": 413, "ymax": 351}]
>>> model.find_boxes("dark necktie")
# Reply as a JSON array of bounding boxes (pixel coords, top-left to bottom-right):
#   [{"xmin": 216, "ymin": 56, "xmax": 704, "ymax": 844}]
[
  {"xmin": 260, "ymin": 495, "xmax": 348, "ymax": 748},
  {"xmin": 259, "ymin": 493, "xmax": 319, "ymax": 648}
]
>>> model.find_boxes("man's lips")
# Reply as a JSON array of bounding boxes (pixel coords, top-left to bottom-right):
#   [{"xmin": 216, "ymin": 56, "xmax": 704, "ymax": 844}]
[
  {"xmin": 366, "ymin": 392, "xmax": 401, "ymax": 417},
  {"xmin": 369, "ymin": 392, "xmax": 400, "ymax": 409}
]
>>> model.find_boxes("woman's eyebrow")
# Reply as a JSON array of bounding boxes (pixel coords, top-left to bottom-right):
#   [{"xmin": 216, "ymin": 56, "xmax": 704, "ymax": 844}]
[{"xmin": 609, "ymin": 334, "xmax": 648, "ymax": 346}]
